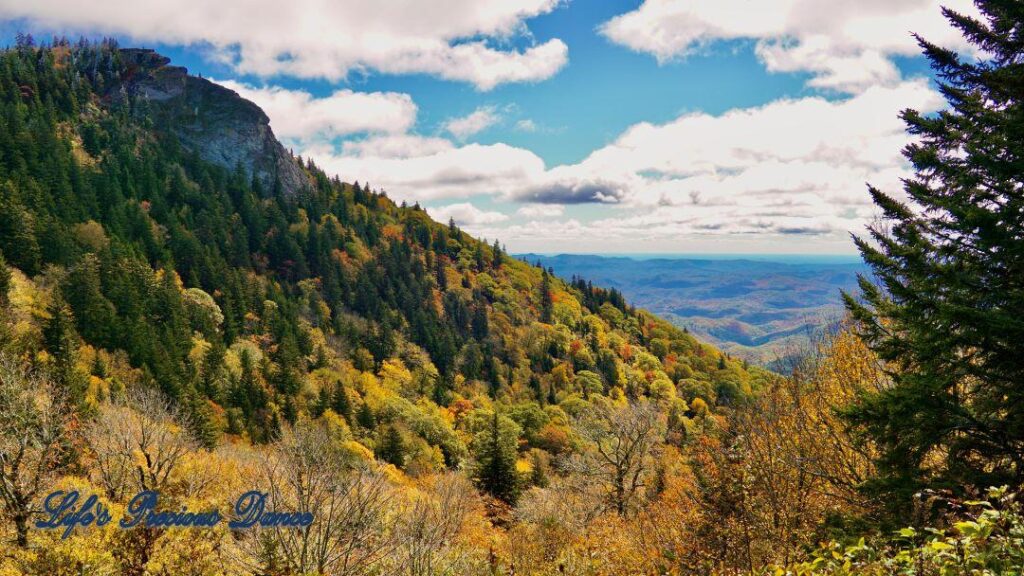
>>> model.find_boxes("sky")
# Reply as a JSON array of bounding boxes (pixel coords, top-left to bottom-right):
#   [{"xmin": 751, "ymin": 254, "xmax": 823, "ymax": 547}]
[{"xmin": 0, "ymin": 0, "xmax": 978, "ymax": 254}]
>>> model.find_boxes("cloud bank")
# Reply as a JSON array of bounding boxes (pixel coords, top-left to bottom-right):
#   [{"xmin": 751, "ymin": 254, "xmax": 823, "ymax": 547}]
[
  {"xmin": 600, "ymin": 0, "xmax": 977, "ymax": 93},
  {"xmin": 280, "ymin": 80, "xmax": 941, "ymax": 242},
  {"xmin": 217, "ymin": 80, "xmax": 417, "ymax": 140},
  {"xmin": 0, "ymin": 0, "xmax": 568, "ymax": 90}
]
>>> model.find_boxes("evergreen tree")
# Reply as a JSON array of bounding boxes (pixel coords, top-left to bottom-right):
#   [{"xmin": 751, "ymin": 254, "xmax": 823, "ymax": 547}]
[
  {"xmin": 474, "ymin": 242, "xmax": 487, "ymax": 271},
  {"xmin": 377, "ymin": 424, "xmax": 406, "ymax": 468},
  {"xmin": 597, "ymin": 350, "xmax": 619, "ymax": 390},
  {"xmin": 331, "ymin": 383, "xmax": 353, "ymax": 422},
  {"xmin": 187, "ymin": 392, "xmax": 220, "ymax": 449},
  {"xmin": 0, "ymin": 187, "xmax": 42, "ymax": 275},
  {"xmin": 471, "ymin": 304, "xmax": 490, "ymax": 341},
  {"xmin": 283, "ymin": 395, "xmax": 297, "ymax": 425},
  {"xmin": 199, "ymin": 341, "xmax": 226, "ymax": 401},
  {"xmin": 845, "ymin": 0, "xmax": 1024, "ymax": 503},
  {"xmin": 313, "ymin": 386, "xmax": 330, "ymax": 418},
  {"xmin": 432, "ymin": 372, "xmax": 453, "ymax": 407},
  {"xmin": 357, "ymin": 401, "xmax": 376, "ymax": 430},
  {"xmin": 471, "ymin": 411, "xmax": 521, "ymax": 504},
  {"xmin": 491, "ymin": 239, "xmax": 503, "ymax": 268},
  {"xmin": 43, "ymin": 296, "xmax": 86, "ymax": 402},
  {"xmin": 232, "ymin": 349, "xmax": 263, "ymax": 419},
  {"xmin": 435, "ymin": 257, "xmax": 448, "ymax": 290},
  {"xmin": 539, "ymin": 269, "xmax": 554, "ymax": 324},
  {"xmin": 366, "ymin": 321, "xmax": 395, "ymax": 371},
  {"xmin": 63, "ymin": 254, "xmax": 117, "ymax": 348}
]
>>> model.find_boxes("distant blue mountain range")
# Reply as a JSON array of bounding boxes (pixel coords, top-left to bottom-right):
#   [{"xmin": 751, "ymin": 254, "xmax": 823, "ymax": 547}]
[{"xmin": 519, "ymin": 253, "xmax": 869, "ymax": 367}]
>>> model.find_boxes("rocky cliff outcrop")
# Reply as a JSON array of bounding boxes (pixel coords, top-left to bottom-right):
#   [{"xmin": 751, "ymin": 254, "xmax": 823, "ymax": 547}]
[{"xmin": 108, "ymin": 49, "xmax": 310, "ymax": 196}]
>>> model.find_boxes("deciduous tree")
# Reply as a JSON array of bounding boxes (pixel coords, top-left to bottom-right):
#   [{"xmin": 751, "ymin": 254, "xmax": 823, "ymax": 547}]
[{"xmin": 0, "ymin": 356, "xmax": 73, "ymax": 547}]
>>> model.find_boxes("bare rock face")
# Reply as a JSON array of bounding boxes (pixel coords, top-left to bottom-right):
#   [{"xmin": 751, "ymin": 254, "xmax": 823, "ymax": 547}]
[{"xmin": 110, "ymin": 49, "xmax": 310, "ymax": 196}]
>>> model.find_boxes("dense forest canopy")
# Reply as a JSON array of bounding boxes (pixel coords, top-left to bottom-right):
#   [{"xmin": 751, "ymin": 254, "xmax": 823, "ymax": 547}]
[
  {"xmin": 0, "ymin": 36, "xmax": 758, "ymax": 439},
  {"xmin": 0, "ymin": 32, "xmax": 767, "ymax": 575}
]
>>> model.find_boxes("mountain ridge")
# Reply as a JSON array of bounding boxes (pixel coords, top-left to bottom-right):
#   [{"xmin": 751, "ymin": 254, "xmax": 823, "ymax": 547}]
[
  {"xmin": 0, "ymin": 40, "xmax": 765, "ymax": 456},
  {"xmin": 109, "ymin": 47, "xmax": 310, "ymax": 195}
]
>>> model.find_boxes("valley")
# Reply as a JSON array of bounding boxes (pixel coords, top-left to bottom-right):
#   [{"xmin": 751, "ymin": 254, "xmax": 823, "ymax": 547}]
[{"xmin": 525, "ymin": 253, "xmax": 866, "ymax": 367}]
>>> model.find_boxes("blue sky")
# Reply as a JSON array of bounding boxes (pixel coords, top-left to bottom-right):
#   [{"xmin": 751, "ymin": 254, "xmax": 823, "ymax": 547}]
[{"xmin": 0, "ymin": 0, "xmax": 974, "ymax": 253}]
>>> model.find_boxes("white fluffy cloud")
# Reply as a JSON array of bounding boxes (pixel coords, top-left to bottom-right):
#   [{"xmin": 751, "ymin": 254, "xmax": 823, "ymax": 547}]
[
  {"xmin": 427, "ymin": 202, "xmax": 509, "ymax": 225},
  {"xmin": 539, "ymin": 79, "xmax": 943, "ymax": 236},
  {"xmin": 216, "ymin": 80, "xmax": 416, "ymax": 140},
  {"xmin": 308, "ymin": 138, "xmax": 547, "ymax": 200},
  {"xmin": 298, "ymin": 79, "xmax": 943, "ymax": 242},
  {"xmin": 216, "ymin": 64, "xmax": 941, "ymax": 244},
  {"xmin": 600, "ymin": 0, "xmax": 978, "ymax": 92},
  {"xmin": 226, "ymin": 86, "xmax": 549, "ymax": 200},
  {"xmin": 517, "ymin": 204, "xmax": 564, "ymax": 218},
  {"xmin": 571, "ymin": 81, "xmax": 941, "ymax": 194},
  {"xmin": 1, "ymin": 0, "xmax": 568, "ymax": 90},
  {"xmin": 443, "ymin": 106, "xmax": 502, "ymax": 140},
  {"xmin": 340, "ymin": 135, "xmax": 454, "ymax": 159}
]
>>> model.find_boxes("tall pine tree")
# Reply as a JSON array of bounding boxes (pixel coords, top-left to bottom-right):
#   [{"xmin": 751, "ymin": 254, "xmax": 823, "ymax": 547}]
[
  {"xmin": 845, "ymin": 0, "xmax": 1024, "ymax": 504},
  {"xmin": 471, "ymin": 411, "xmax": 521, "ymax": 504},
  {"xmin": 539, "ymin": 269, "xmax": 554, "ymax": 324},
  {"xmin": 43, "ymin": 296, "xmax": 86, "ymax": 404}
]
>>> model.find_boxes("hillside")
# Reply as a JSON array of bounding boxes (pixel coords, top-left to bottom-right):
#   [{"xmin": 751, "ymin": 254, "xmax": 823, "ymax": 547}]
[
  {"xmin": 1, "ymin": 7, "xmax": 1022, "ymax": 572},
  {"xmin": 0, "ymin": 39, "xmax": 763, "ymax": 486},
  {"xmin": 524, "ymin": 254, "xmax": 865, "ymax": 367}
]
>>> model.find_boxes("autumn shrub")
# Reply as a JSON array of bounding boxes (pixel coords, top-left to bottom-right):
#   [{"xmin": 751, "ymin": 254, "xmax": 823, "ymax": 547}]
[{"xmin": 763, "ymin": 487, "xmax": 1024, "ymax": 576}]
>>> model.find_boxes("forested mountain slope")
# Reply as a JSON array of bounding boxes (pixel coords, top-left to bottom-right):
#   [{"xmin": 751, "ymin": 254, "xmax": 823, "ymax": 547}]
[
  {"xmin": 0, "ymin": 39, "xmax": 762, "ymax": 473},
  {"xmin": 2, "ymin": 2, "xmax": 1023, "ymax": 570}
]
